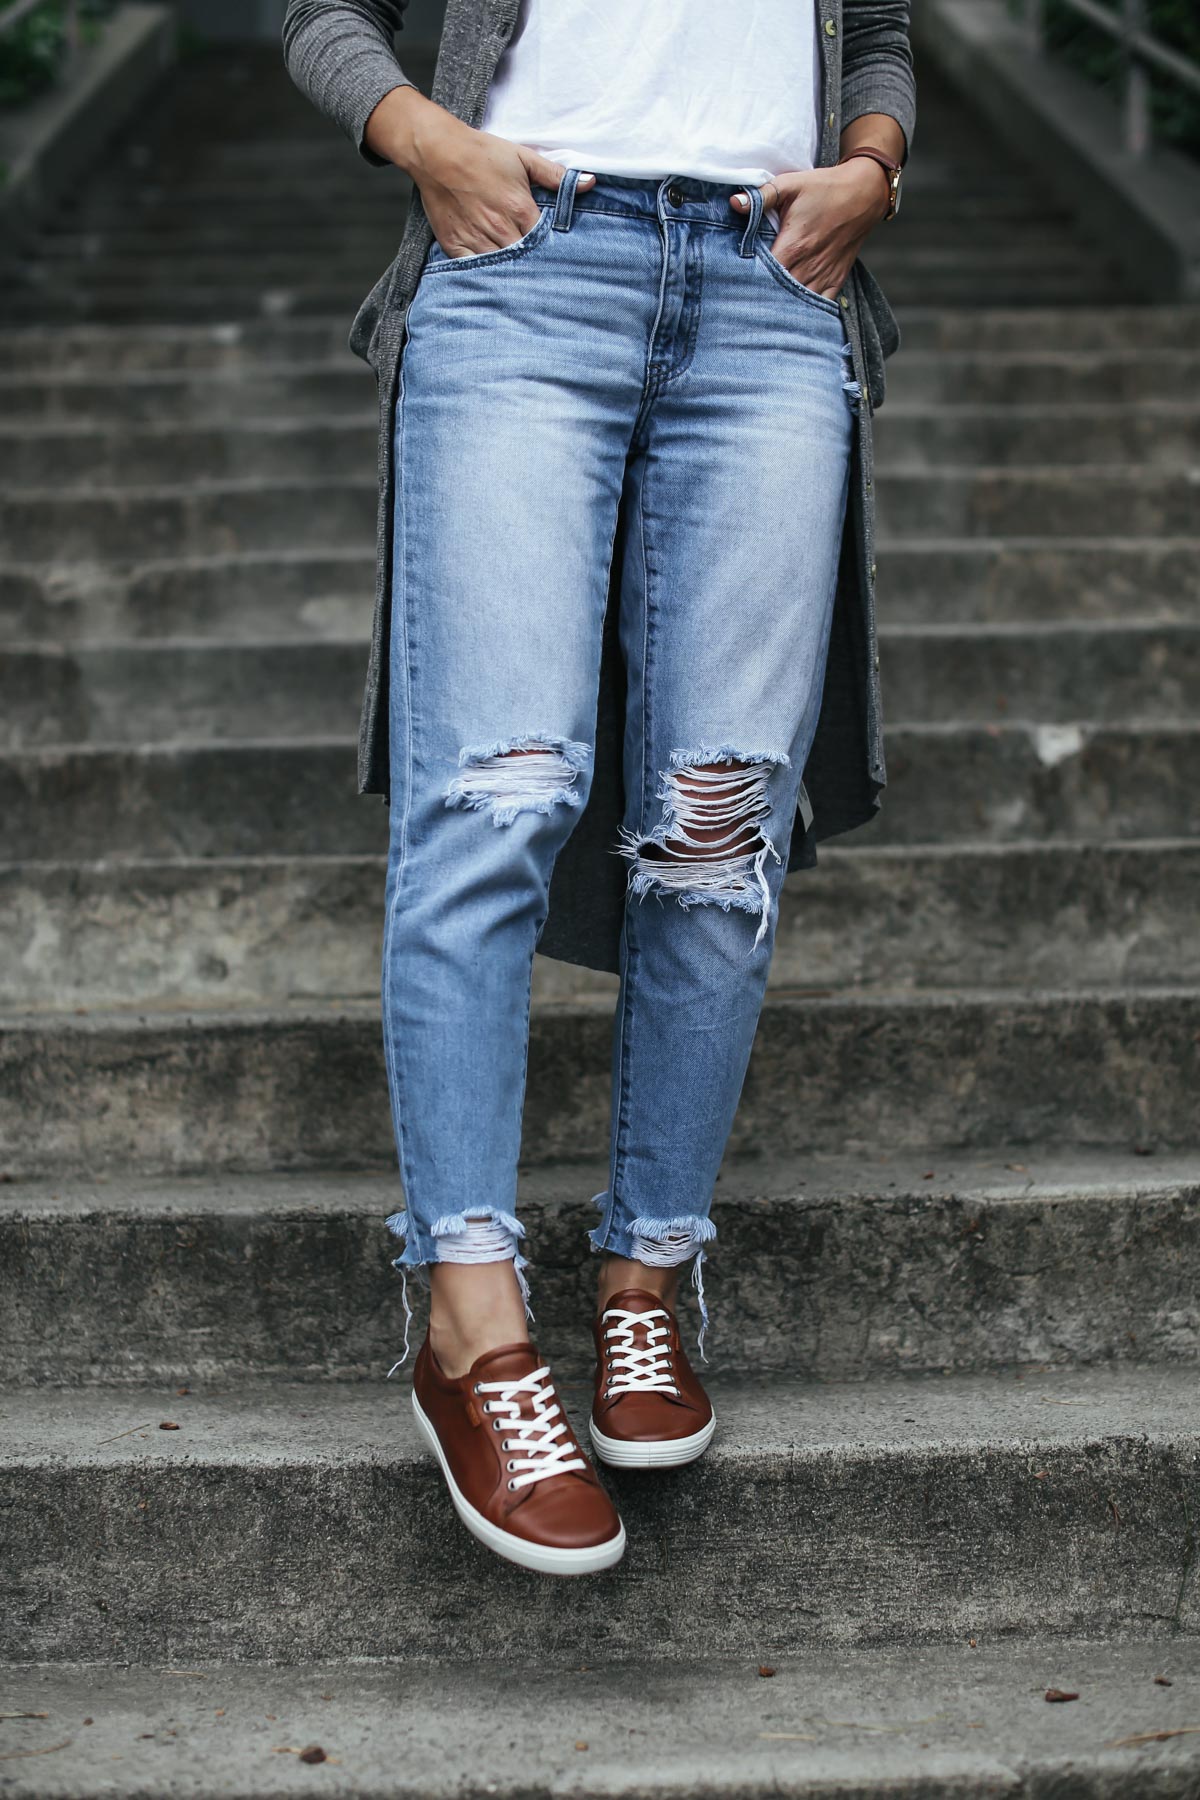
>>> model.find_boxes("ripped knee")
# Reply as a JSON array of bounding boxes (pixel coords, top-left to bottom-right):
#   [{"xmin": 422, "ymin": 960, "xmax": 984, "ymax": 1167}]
[
  {"xmin": 619, "ymin": 747, "xmax": 787, "ymax": 948},
  {"xmin": 445, "ymin": 732, "xmax": 591, "ymax": 827}
]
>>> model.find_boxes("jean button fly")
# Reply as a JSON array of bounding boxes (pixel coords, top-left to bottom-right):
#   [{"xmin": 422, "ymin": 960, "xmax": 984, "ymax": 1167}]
[{"xmin": 666, "ymin": 184, "xmax": 685, "ymax": 207}]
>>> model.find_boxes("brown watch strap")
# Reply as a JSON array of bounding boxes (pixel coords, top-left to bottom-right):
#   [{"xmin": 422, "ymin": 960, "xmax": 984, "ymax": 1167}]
[{"xmin": 838, "ymin": 145, "xmax": 902, "ymax": 221}]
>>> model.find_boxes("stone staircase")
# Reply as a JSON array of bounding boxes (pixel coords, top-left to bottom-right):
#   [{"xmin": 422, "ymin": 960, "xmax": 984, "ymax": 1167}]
[{"xmin": 2, "ymin": 41, "xmax": 1198, "ymax": 1798}]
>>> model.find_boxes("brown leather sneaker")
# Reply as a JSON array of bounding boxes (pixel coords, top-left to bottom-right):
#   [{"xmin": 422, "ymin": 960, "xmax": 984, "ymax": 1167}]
[
  {"xmin": 411, "ymin": 1334, "xmax": 625, "ymax": 1575},
  {"xmin": 590, "ymin": 1287, "xmax": 716, "ymax": 1468}
]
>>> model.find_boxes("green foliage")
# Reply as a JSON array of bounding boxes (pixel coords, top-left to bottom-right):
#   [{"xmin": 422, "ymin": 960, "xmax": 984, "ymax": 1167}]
[
  {"xmin": 0, "ymin": 1, "xmax": 114, "ymax": 110},
  {"xmin": 1040, "ymin": 0, "xmax": 1200, "ymax": 158}
]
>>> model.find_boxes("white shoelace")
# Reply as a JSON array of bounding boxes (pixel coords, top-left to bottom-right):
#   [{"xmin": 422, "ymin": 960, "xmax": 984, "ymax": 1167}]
[
  {"xmin": 601, "ymin": 1308, "xmax": 679, "ymax": 1399},
  {"xmin": 475, "ymin": 1365, "xmax": 587, "ymax": 1492}
]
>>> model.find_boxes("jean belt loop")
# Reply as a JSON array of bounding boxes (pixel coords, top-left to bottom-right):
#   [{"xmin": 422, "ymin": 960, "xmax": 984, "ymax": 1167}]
[
  {"xmin": 738, "ymin": 183, "xmax": 764, "ymax": 258},
  {"xmin": 552, "ymin": 167, "xmax": 582, "ymax": 233}
]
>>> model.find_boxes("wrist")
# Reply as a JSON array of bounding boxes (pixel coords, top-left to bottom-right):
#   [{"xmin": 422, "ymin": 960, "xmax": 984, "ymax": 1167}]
[
  {"xmin": 840, "ymin": 155, "xmax": 891, "ymax": 222},
  {"xmin": 366, "ymin": 85, "xmax": 464, "ymax": 181}
]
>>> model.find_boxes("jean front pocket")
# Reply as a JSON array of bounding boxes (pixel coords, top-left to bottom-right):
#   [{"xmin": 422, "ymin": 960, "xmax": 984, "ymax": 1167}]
[
  {"xmin": 424, "ymin": 204, "xmax": 554, "ymax": 275},
  {"xmin": 755, "ymin": 241, "xmax": 842, "ymax": 318}
]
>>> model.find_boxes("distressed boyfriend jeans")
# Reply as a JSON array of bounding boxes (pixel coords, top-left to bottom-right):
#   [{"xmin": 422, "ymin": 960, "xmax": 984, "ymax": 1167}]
[{"xmin": 381, "ymin": 170, "xmax": 856, "ymax": 1345}]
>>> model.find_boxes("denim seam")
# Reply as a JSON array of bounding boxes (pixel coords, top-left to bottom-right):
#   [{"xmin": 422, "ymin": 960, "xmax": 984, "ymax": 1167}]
[
  {"xmin": 608, "ymin": 445, "xmax": 658, "ymax": 1237},
  {"xmin": 659, "ymin": 224, "xmax": 703, "ymax": 390},
  {"xmin": 381, "ymin": 342, "xmax": 419, "ymax": 1254}
]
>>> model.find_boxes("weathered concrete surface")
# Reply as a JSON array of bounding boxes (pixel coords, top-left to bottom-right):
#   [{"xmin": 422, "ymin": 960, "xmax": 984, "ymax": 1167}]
[
  {"xmin": 0, "ymin": 550, "xmax": 373, "ymax": 643},
  {"xmin": 892, "ymin": 306, "xmax": 1200, "ymax": 352},
  {"xmin": 1, "ymin": 1152, "xmax": 1197, "ymax": 1385},
  {"xmin": 5, "ymin": 842, "xmax": 1199, "ymax": 1009},
  {"xmin": 4, "ymin": 724, "xmax": 1199, "ymax": 860},
  {"xmin": 2, "ymin": 1365, "xmax": 1197, "ymax": 1662},
  {"xmin": 876, "ymin": 541, "xmax": 1200, "ymax": 623},
  {"xmin": 4, "ymin": 623, "xmax": 1198, "ymax": 749},
  {"xmin": 1, "ymin": 1645, "xmax": 1198, "ymax": 1798},
  {"xmin": 2, "ymin": 991, "xmax": 1199, "ymax": 1176},
  {"xmin": 887, "ymin": 352, "xmax": 1200, "ymax": 404}
]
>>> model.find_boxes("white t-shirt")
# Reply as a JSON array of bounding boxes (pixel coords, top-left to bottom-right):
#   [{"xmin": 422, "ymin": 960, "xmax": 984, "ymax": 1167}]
[{"xmin": 481, "ymin": 0, "xmax": 822, "ymax": 189}]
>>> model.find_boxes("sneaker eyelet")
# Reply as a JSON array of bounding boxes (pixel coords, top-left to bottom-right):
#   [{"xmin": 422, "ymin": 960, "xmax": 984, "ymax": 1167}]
[
  {"xmin": 507, "ymin": 1460, "xmax": 516, "ymax": 1472},
  {"xmin": 473, "ymin": 1383, "xmax": 482, "ymax": 1394},
  {"xmin": 492, "ymin": 1419, "xmax": 503, "ymax": 1431},
  {"xmin": 507, "ymin": 1478, "xmax": 517, "ymax": 1491}
]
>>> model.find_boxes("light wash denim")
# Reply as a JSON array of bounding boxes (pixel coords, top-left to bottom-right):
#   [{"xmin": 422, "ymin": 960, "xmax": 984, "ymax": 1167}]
[{"xmin": 381, "ymin": 171, "xmax": 856, "ymax": 1341}]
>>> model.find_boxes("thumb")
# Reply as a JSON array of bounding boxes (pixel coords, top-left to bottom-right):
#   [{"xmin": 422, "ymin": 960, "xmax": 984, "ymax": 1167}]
[{"xmin": 517, "ymin": 146, "xmax": 596, "ymax": 192}]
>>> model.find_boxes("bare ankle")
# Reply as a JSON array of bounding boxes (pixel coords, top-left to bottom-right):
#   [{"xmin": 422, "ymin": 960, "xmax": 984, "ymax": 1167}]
[
  {"xmin": 428, "ymin": 1258, "xmax": 529, "ymax": 1378},
  {"xmin": 596, "ymin": 1254, "xmax": 679, "ymax": 1314}
]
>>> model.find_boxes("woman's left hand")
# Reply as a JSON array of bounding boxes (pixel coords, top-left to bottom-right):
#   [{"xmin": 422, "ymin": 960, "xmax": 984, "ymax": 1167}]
[{"xmin": 731, "ymin": 160, "xmax": 890, "ymax": 299}]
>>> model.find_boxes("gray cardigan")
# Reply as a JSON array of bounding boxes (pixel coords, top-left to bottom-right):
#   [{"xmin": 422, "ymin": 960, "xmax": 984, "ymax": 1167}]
[{"xmin": 283, "ymin": 0, "xmax": 916, "ymax": 973}]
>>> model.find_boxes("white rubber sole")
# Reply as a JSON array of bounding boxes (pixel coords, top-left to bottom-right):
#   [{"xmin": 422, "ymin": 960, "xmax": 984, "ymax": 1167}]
[
  {"xmin": 411, "ymin": 1391, "xmax": 626, "ymax": 1576},
  {"xmin": 589, "ymin": 1411, "xmax": 717, "ymax": 1469}
]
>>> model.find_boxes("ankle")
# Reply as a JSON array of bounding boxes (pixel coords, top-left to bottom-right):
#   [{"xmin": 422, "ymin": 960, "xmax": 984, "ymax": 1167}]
[
  {"xmin": 596, "ymin": 1254, "xmax": 679, "ymax": 1314},
  {"xmin": 428, "ymin": 1258, "xmax": 529, "ymax": 1378}
]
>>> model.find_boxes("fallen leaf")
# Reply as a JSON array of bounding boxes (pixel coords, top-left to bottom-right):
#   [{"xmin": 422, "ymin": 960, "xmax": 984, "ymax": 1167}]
[
  {"xmin": 159, "ymin": 1422, "xmax": 180, "ymax": 1432},
  {"xmin": 214, "ymin": 1709, "xmax": 225, "ymax": 1717},
  {"xmin": 176, "ymin": 1388, "xmax": 190, "ymax": 1397},
  {"xmin": 574, "ymin": 1742, "xmax": 588, "ymax": 1752},
  {"xmin": 922, "ymin": 1170, "xmax": 934, "ymax": 1179},
  {"xmin": 82, "ymin": 1718, "xmax": 93, "ymax": 1726},
  {"xmin": 1033, "ymin": 1470, "xmax": 1049, "ymax": 1480},
  {"xmin": 1154, "ymin": 1676, "xmax": 1173, "ymax": 1687},
  {"xmin": 1109, "ymin": 1726, "xmax": 1200, "ymax": 1749},
  {"xmin": 299, "ymin": 1745, "xmax": 327, "ymax": 1765},
  {"xmin": 758, "ymin": 1666, "xmax": 776, "ymax": 1678},
  {"xmin": 1045, "ymin": 1689, "xmax": 1079, "ymax": 1703},
  {"xmin": 1005, "ymin": 1163, "xmax": 1027, "ymax": 1174},
  {"xmin": 968, "ymin": 1639, "xmax": 977, "ymax": 1648}
]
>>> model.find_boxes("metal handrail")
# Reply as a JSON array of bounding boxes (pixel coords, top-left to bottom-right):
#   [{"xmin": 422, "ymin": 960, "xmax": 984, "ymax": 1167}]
[
  {"xmin": 1024, "ymin": 0, "xmax": 1200, "ymax": 156},
  {"xmin": 0, "ymin": 0, "xmax": 80, "ymax": 51}
]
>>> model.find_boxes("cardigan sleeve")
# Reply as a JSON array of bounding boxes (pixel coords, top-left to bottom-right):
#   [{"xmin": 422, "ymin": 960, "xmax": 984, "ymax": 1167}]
[
  {"xmin": 840, "ymin": 0, "xmax": 916, "ymax": 161},
  {"xmin": 282, "ymin": 0, "xmax": 414, "ymax": 166}
]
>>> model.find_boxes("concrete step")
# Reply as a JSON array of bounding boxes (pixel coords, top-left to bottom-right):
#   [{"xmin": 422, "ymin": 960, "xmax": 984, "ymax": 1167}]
[
  {"xmin": 0, "ymin": 419, "xmax": 376, "ymax": 487},
  {"xmin": 3, "ymin": 725, "xmax": 1196, "ymax": 861},
  {"xmin": 4, "ymin": 622, "xmax": 1197, "ymax": 750},
  {"xmin": 0, "ymin": 319, "xmax": 352, "ymax": 376},
  {"xmin": 887, "ymin": 351, "xmax": 1200, "ymax": 405},
  {"xmin": 0, "ymin": 364, "xmax": 368, "ymax": 425},
  {"xmin": 1, "ymin": 990, "xmax": 1196, "ymax": 1176},
  {"xmin": 893, "ymin": 306, "xmax": 1200, "ymax": 352},
  {"xmin": 6, "ymin": 408, "xmax": 1200, "ymax": 486},
  {"xmin": 1, "ymin": 1646, "xmax": 1197, "ymax": 1798},
  {"xmin": 5, "ymin": 840, "xmax": 1196, "ymax": 1011},
  {"xmin": 3, "ymin": 1364, "xmax": 1196, "ymax": 1661},
  {"xmin": 0, "ymin": 551, "xmax": 373, "ymax": 641},
  {"xmin": 13, "ymin": 253, "xmax": 393, "ymax": 293},
  {"xmin": 0, "ymin": 285, "xmax": 381, "ymax": 327},
  {"xmin": 3, "ymin": 469, "xmax": 1195, "ymax": 561},
  {"xmin": 4, "ymin": 541, "xmax": 1194, "ymax": 643},
  {"xmin": 875, "ymin": 404, "xmax": 1200, "ymax": 466},
  {"xmin": 2, "ymin": 1151, "xmax": 1196, "ymax": 1385},
  {"xmin": 881, "ymin": 539, "xmax": 1200, "ymax": 623}
]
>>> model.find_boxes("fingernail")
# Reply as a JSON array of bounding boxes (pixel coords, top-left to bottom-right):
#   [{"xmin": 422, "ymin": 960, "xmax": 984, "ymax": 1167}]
[
  {"xmin": 579, "ymin": 172, "xmax": 596, "ymax": 184},
  {"xmin": 733, "ymin": 191, "xmax": 749, "ymax": 207}
]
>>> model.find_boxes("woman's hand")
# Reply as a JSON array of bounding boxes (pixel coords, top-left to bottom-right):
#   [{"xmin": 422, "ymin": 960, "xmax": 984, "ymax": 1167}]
[
  {"xmin": 363, "ymin": 85, "xmax": 595, "ymax": 257},
  {"xmin": 731, "ymin": 159, "xmax": 890, "ymax": 299}
]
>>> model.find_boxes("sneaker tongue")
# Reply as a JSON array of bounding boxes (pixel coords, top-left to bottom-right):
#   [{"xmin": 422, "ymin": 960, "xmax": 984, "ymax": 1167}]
[
  {"xmin": 469, "ymin": 1341, "xmax": 542, "ymax": 1383},
  {"xmin": 603, "ymin": 1289, "xmax": 671, "ymax": 1317}
]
